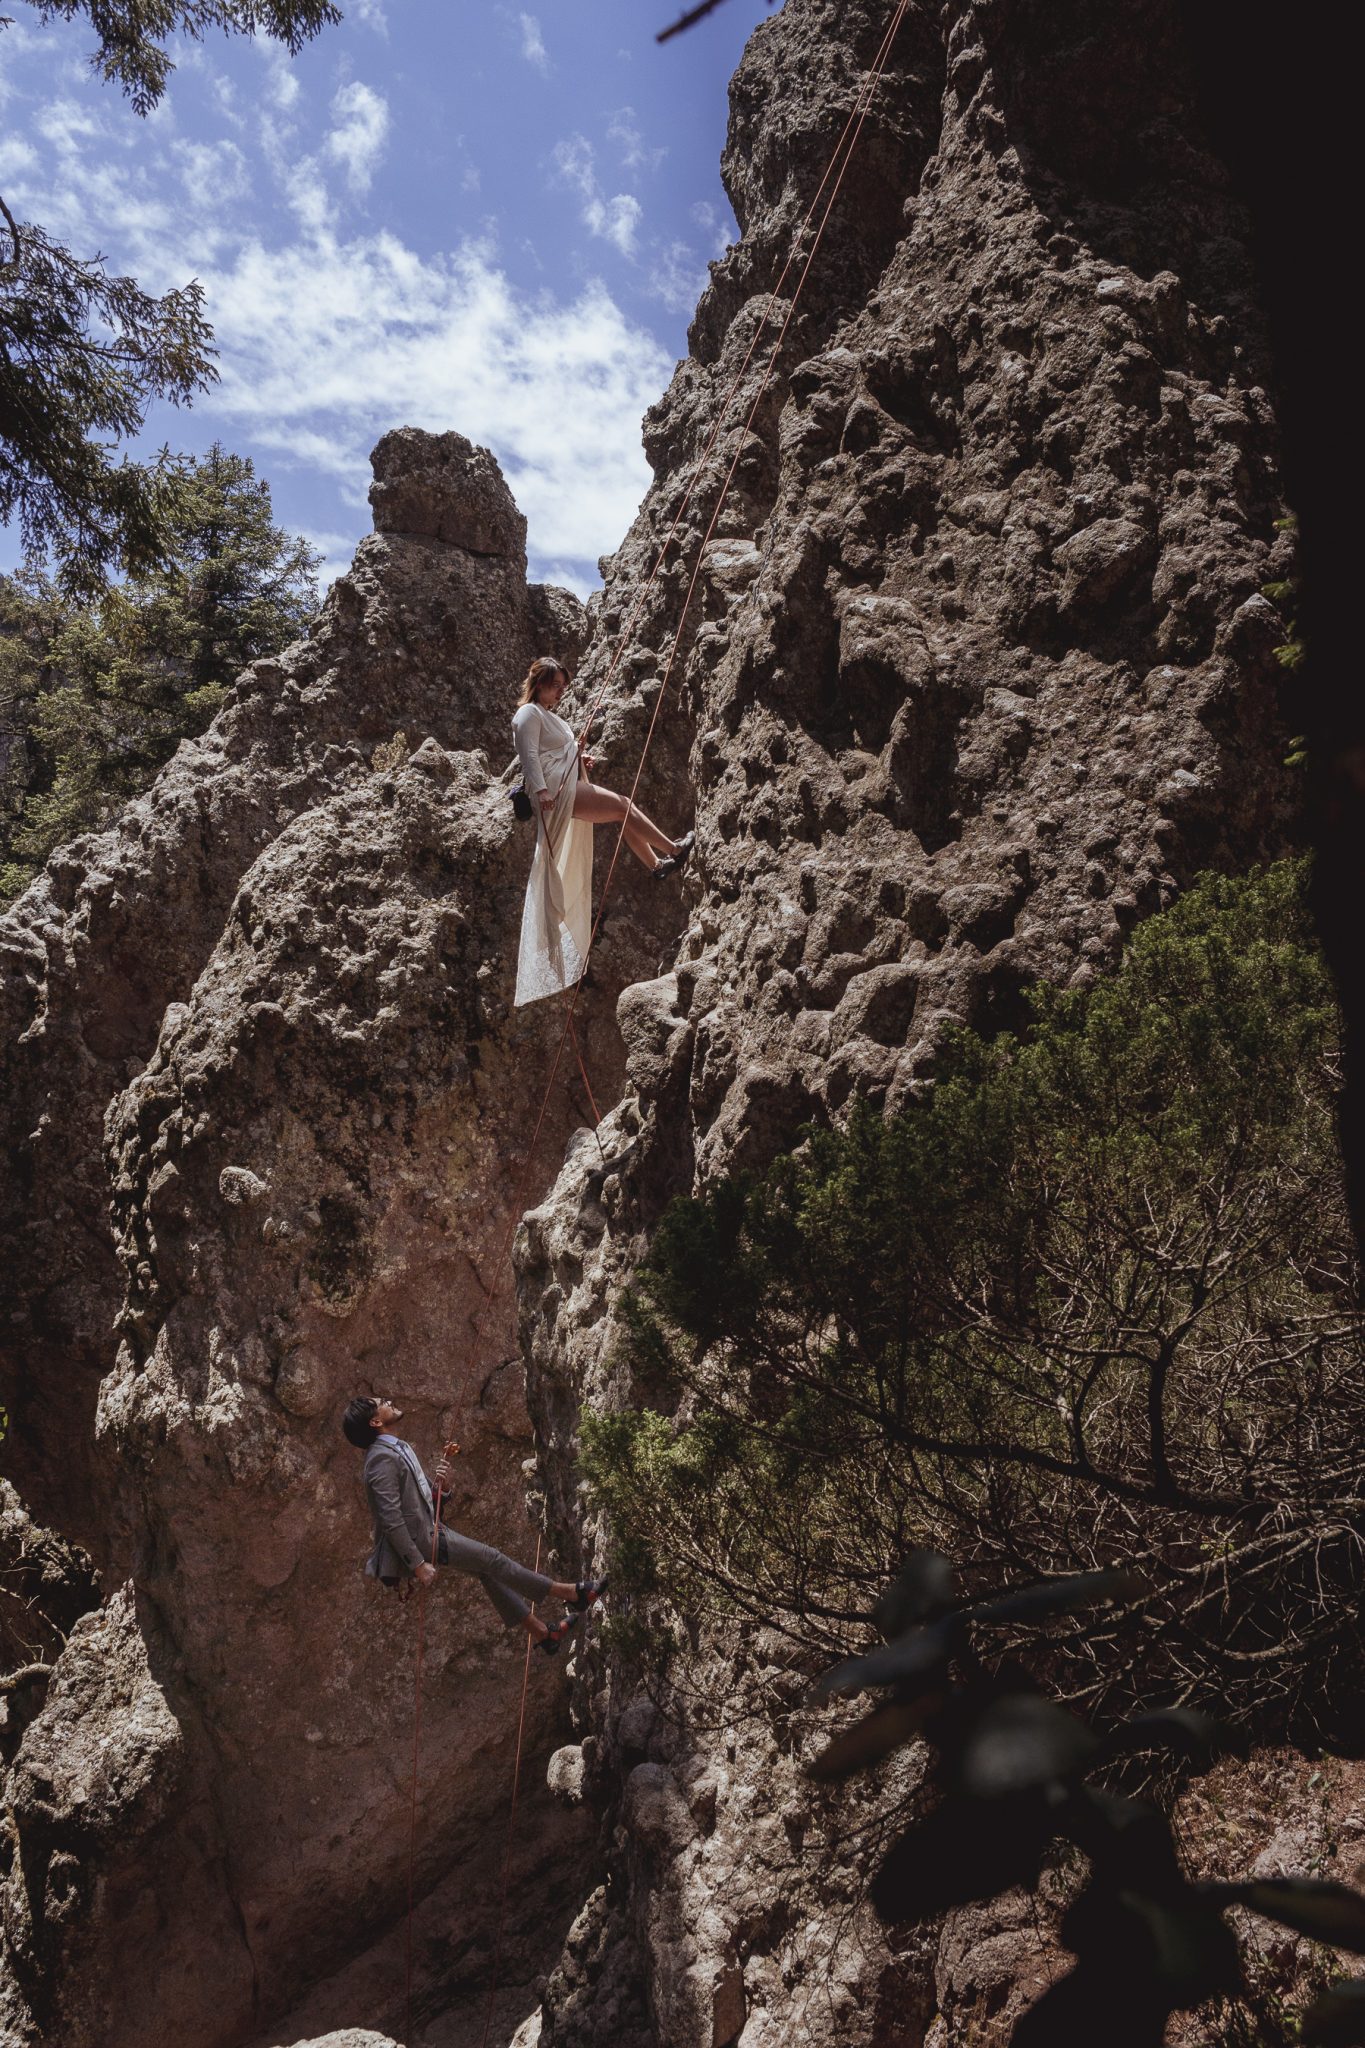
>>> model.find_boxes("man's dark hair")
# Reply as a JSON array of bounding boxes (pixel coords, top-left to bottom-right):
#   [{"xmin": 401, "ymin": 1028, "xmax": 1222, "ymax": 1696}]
[{"xmin": 342, "ymin": 1395, "xmax": 379, "ymax": 1449}]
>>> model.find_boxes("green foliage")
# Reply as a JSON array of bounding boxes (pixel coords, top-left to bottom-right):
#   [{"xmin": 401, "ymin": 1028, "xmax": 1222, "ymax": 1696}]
[
  {"xmin": 584, "ymin": 864, "xmax": 1365, "ymax": 1730},
  {"xmin": 1, "ymin": 4, "xmax": 337, "ymax": 584},
  {"xmin": 1262, "ymin": 517, "xmax": 1305, "ymax": 679},
  {"xmin": 25, "ymin": 2, "xmax": 341, "ymax": 117},
  {"xmin": 0, "ymin": 212, "xmax": 213, "ymax": 592},
  {"xmin": 0, "ymin": 444, "xmax": 319, "ymax": 901},
  {"xmin": 807, "ymin": 1556, "xmax": 1365, "ymax": 2048}
]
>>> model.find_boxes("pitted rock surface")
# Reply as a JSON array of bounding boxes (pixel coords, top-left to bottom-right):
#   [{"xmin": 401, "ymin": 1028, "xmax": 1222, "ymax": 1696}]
[
  {"xmin": 0, "ymin": 429, "xmax": 596, "ymax": 1543},
  {"xmin": 370, "ymin": 426, "xmax": 528, "ymax": 557},
  {"xmin": 573, "ymin": 0, "xmax": 1293, "ymax": 1184},
  {"xmin": 0, "ymin": 1, "xmax": 1306, "ymax": 2045},
  {"xmin": 0, "ymin": 1585, "xmax": 251, "ymax": 2048},
  {"xmin": 515, "ymin": 0, "xmax": 1299, "ymax": 2044},
  {"xmin": 0, "ymin": 436, "xmax": 666, "ymax": 2046},
  {"xmin": 282, "ymin": 2034, "xmax": 401, "ymax": 2048}
]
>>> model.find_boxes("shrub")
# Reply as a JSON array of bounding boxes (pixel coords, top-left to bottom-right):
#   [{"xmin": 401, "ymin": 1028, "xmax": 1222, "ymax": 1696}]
[{"xmin": 583, "ymin": 863, "xmax": 1365, "ymax": 1735}]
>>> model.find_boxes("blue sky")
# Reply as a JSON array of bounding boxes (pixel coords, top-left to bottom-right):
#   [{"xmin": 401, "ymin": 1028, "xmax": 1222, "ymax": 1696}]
[{"xmin": 0, "ymin": 0, "xmax": 776, "ymax": 593}]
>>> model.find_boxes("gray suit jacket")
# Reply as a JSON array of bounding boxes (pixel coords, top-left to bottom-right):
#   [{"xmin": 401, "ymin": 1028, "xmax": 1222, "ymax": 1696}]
[{"xmin": 362, "ymin": 1437, "xmax": 449, "ymax": 1580}]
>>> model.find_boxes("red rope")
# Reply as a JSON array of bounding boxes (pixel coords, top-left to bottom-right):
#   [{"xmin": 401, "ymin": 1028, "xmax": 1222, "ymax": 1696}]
[
  {"xmin": 404, "ymin": 1571, "xmax": 428, "ymax": 2045},
  {"xmin": 401, "ymin": 5, "xmax": 910, "ymax": 2029},
  {"xmin": 568, "ymin": 1010, "xmax": 602, "ymax": 1127},
  {"xmin": 540, "ymin": 0, "xmax": 912, "ymax": 1161},
  {"xmin": 440, "ymin": 0, "xmax": 912, "ymax": 1430},
  {"xmin": 457, "ymin": 0, "xmax": 910, "ymax": 1418},
  {"xmin": 478, "ymin": 1536, "xmax": 542, "ymax": 2048},
  {"xmin": 560, "ymin": 0, "xmax": 909, "ymax": 771}
]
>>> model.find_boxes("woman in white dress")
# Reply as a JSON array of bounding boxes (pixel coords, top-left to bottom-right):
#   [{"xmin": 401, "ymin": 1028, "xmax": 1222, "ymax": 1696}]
[{"xmin": 512, "ymin": 656, "xmax": 692, "ymax": 1008}]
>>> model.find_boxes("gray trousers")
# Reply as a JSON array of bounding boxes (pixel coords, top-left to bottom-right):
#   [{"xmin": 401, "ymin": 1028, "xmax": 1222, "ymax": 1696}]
[{"xmin": 437, "ymin": 1528, "xmax": 554, "ymax": 1627}]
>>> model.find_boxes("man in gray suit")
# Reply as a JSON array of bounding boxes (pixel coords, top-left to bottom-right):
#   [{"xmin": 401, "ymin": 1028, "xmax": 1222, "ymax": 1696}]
[{"xmin": 342, "ymin": 1394, "xmax": 604, "ymax": 1654}]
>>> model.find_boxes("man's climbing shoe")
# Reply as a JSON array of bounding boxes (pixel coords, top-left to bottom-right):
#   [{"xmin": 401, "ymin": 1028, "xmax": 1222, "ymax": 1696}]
[
  {"xmin": 571, "ymin": 1576, "xmax": 609, "ymax": 1612},
  {"xmin": 653, "ymin": 831, "xmax": 694, "ymax": 879},
  {"xmin": 537, "ymin": 1614, "xmax": 576, "ymax": 1656}
]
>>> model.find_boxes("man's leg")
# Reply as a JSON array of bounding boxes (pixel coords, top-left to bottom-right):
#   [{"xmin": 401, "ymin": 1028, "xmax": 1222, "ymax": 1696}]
[{"xmin": 438, "ymin": 1528, "xmax": 555, "ymax": 1628}]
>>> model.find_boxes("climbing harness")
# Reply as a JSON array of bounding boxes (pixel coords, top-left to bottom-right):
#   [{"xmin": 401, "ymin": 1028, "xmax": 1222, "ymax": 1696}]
[{"xmin": 402, "ymin": 5, "xmax": 911, "ymax": 2039}]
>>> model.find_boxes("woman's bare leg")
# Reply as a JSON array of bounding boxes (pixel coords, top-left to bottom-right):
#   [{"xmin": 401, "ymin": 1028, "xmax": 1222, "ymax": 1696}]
[{"xmin": 573, "ymin": 781, "xmax": 679, "ymax": 869}]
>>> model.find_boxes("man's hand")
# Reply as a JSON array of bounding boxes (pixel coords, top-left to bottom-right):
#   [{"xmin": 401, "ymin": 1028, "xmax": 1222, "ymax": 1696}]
[
  {"xmin": 538, "ymin": 789, "xmax": 554, "ymax": 818},
  {"xmin": 434, "ymin": 1455, "xmax": 454, "ymax": 1489},
  {"xmin": 582, "ymin": 752, "xmax": 596, "ymax": 775},
  {"xmin": 415, "ymin": 1561, "xmax": 437, "ymax": 1588}
]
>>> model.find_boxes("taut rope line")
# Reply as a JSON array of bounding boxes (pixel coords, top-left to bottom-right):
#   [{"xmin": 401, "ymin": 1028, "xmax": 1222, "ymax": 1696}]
[
  {"xmin": 401, "ymin": 7, "xmax": 910, "ymax": 2038},
  {"xmin": 447, "ymin": 0, "xmax": 911, "ymax": 1435},
  {"xmin": 563, "ymin": 0, "xmax": 911, "ymax": 768},
  {"xmin": 477, "ymin": 1535, "xmax": 542, "ymax": 2048}
]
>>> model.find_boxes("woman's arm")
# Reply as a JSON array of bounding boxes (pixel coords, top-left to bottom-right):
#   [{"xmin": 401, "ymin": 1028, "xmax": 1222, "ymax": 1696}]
[{"xmin": 512, "ymin": 705, "xmax": 547, "ymax": 797}]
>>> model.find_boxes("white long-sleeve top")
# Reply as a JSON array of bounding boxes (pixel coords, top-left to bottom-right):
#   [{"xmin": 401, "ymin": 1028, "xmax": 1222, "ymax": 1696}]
[{"xmin": 512, "ymin": 701, "xmax": 591, "ymax": 1007}]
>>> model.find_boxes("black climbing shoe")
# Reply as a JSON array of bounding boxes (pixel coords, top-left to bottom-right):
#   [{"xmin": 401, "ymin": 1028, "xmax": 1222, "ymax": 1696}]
[
  {"xmin": 652, "ymin": 831, "xmax": 694, "ymax": 879},
  {"xmin": 538, "ymin": 1614, "xmax": 575, "ymax": 1656},
  {"xmin": 571, "ymin": 1576, "xmax": 609, "ymax": 1612}
]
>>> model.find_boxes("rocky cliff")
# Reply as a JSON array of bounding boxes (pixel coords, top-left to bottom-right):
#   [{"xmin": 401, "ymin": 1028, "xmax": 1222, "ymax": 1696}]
[
  {"xmin": 0, "ymin": 1, "xmax": 1307, "ymax": 2044},
  {"xmin": 518, "ymin": 0, "xmax": 1301, "ymax": 2041},
  {"xmin": 0, "ymin": 433, "xmax": 664, "ymax": 2048}
]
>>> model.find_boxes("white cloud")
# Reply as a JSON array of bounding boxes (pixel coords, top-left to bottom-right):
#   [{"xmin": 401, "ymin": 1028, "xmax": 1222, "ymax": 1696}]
[
  {"xmin": 588, "ymin": 192, "xmax": 642, "ymax": 258},
  {"xmin": 552, "ymin": 133, "xmax": 642, "ymax": 258},
  {"xmin": 352, "ymin": 0, "xmax": 390, "ymax": 33},
  {"xmin": 0, "ymin": 136, "xmax": 40, "ymax": 183},
  {"xmin": 200, "ymin": 230, "xmax": 668, "ymax": 576},
  {"xmin": 171, "ymin": 137, "xmax": 250, "ymax": 214},
  {"xmin": 260, "ymin": 44, "xmax": 301, "ymax": 114},
  {"xmin": 0, "ymin": 40, "xmax": 670, "ymax": 590},
  {"xmin": 553, "ymin": 134, "xmax": 595, "ymax": 201},
  {"xmin": 539, "ymin": 561, "xmax": 600, "ymax": 602},
  {"xmin": 519, "ymin": 13, "xmax": 549, "ymax": 73},
  {"xmin": 300, "ymin": 528, "xmax": 365, "ymax": 586},
  {"xmin": 36, "ymin": 96, "xmax": 108, "ymax": 154},
  {"xmin": 283, "ymin": 157, "xmax": 332, "ymax": 236},
  {"xmin": 608, "ymin": 107, "xmax": 664, "ymax": 175},
  {"xmin": 325, "ymin": 80, "xmax": 389, "ymax": 195},
  {"xmin": 209, "ymin": 72, "xmax": 245, "ymax": 131},
  {"xmin": 691, "ymin": 198, "xmax": 733, "ymax": 257},
  {"xmin": 648, "ymin": 238, "xmax": 709, "ymax": 316}
]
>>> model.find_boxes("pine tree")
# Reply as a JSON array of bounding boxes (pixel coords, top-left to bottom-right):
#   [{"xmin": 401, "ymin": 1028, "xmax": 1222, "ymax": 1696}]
[
  {"xmin": 0, "ymin": 443, "xmax": 321, "ymax": 902},
  {"xmin": 0, "ymin": 3, "xmax": 338, "ymax": 587}
]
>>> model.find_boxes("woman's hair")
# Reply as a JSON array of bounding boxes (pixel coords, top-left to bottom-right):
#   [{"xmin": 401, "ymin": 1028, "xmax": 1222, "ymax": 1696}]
[{"xmin": 517, "ymin": 655, "xmax": 569, "ymax": 707}]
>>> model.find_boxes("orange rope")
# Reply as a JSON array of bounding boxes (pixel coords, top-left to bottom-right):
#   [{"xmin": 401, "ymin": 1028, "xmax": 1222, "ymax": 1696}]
[
  {"xmin": 442, "ymin": 0, "xmax": 911, "ymax": 1433},
  {"xmin": 525, "ymin": 0, "xmax": 913, "ymax": 1237},
  {"xmin": 563, "ymin": 0, "xmax": 910, "ymax": 768},
  {"xmin": 404, "ymin": 1570, "xmax": 429, "ymax": 2045},
  {"xmin": 401, "ymin": 6, "xmax": 910, "ymax": 2030},
  {"xmin": 478, "ymin": 1535, "xmax": 542, "ymax": 2048},
  {"xmin": 568, "ymin": 1010, "xmax": 603, "ymax": 1127}
]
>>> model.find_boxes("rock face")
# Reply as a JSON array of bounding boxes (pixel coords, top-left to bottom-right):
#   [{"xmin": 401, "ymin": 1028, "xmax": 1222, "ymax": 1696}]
[
  {"xmin": 0, "ymin": 435, "xmax": 673, "ymax": 2047},
  {"xmin": 515, "ymin": 0, "xmax": 1298, "ymax": 2042},
  {"xmin": 575, "ymin": 0, "xmax": 1290, "ymax": 1184},
  {"xmin": 0, "ymin": 0, "xmax": 1302, "ymax": 2044},
  {"xmin": 0, "ymin": 426, "xmax": 588, "ymax": 1540}
]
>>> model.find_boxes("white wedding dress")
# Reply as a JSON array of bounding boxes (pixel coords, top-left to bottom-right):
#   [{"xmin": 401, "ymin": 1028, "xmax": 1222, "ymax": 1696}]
[{"xmin": 512, "ymin": 701, "xmax": 592, "ymax": 1007}]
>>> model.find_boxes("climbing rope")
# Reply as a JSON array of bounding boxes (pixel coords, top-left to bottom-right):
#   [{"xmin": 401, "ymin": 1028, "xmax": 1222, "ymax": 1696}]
[
  {"xmin": 404, "ymin": 1556, "xmax": 429, "ymax": 2033},
  {"xmin": 477, "ymin": 1536, "xmax": 542, "ymax": 2048},
  {"xmin": 447, "ymin": 0, "xmax": 911, "ymax": 1429},
  {"xmin": 402, "ymin": 5, "xmax": 911, "ymax": 2035},
  {"xmin": 564, "ymin": 0, "xmax": 913, "ymax": 765}
]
